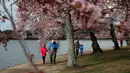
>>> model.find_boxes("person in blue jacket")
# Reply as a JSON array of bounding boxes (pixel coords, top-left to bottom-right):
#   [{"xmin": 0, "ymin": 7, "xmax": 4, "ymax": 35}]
[
  {"xmin": 79, "ymin": 44, "xmax": 84, "ymax": 56},
  {"xmin": 48, "ymin": 40, "xmax": 58, "ymax": 64}
]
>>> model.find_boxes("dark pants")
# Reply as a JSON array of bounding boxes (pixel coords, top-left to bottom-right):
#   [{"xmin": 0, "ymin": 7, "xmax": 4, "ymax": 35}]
[
  {"xmin": 50, "ymin": 49, "xmax": 57, "ymax": 64},
  {"xmin": 76, "ymin": 49, "xmax": 79, "ymax": 56},
  {"xmin": 120, "ymin": 42, "xmax": 123, "ymax": 47},
  {"xmin": 42, "ymin": 56, "xmax": 46, "ymax": 64},
  {"xmin": 80, "ymin": 52, "xmax": 83, "ymax": 56}
]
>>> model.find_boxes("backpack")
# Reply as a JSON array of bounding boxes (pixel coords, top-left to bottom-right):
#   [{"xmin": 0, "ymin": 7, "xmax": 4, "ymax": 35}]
[{"xmin": 52, "ymin": 43, "xmax": 58, "ymax": 49}]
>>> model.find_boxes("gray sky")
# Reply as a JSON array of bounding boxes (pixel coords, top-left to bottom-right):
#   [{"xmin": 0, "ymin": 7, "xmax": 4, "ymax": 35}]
[{"xmin": 0, "ymin": 0, "xmax": 18, "ymax": 31}]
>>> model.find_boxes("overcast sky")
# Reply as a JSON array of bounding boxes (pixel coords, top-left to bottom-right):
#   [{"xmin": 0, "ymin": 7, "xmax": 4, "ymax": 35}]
[{"xmin": 0, "ymin": 0, "xmax": 18, "ymax": 31}]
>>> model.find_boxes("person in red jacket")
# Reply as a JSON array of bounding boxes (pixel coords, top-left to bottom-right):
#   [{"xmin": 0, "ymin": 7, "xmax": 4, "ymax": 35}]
[
  {"xmin": 120, "ymin": 38, "xmax": 123, "ymax": 47},
  {"xmin": 41, "ymin": 44, "xmax": 48, "ymax": 64}
]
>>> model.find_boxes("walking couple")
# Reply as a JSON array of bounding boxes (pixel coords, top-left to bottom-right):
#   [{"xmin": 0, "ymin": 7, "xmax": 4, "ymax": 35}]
[{"xmin": 40, "ymin": 40, "xmax": 59, "ymax": 64}]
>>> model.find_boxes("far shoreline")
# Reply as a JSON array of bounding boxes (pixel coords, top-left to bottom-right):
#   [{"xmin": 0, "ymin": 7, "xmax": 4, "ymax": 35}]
[{"xmin": 0, "ymin": 38, "xmax": 128, "ymax": 40}]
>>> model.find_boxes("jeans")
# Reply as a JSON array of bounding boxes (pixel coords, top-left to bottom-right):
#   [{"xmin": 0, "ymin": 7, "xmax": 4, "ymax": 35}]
[{"xmin": 50, "ymin": 49, "xmax": 57, "ymax": 64}]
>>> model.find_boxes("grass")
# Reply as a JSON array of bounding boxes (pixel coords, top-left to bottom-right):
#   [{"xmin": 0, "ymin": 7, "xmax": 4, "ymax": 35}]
[{"xmin": 57, "ymin": 46, "xmax": 130, "ymax": 73}]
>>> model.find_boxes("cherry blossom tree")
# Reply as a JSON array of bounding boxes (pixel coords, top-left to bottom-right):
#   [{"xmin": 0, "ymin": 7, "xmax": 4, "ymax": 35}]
[
  {"xmin": 0, "ymin": 0, "xmax": 44, "ymax": 73},
  {"xmin": 17, "ymin": 0, "xmax": 79, "ymax": 68},
  {"xmin": 104, "ymin": 0, "xmax": 130, "ymax": 48},
  {"xmin": 70, "ymin": 0, "xmax": 104, "ymax": 53},
  {"xmin": 72, "ymin": 0, "xmax": 130, "ymax": 50},
  {"xmin": 17, "ymin": 0, "xmax": 105, "ymax": 67},
  {"xmin": 116, "ymin": 0, "xmax": 130, "ymax": 45}
]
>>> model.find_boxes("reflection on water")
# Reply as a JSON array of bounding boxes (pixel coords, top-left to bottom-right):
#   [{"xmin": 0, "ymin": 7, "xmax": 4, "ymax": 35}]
[{"xmin": 0, "ymin": 40, "xmax": 127, "ymax": 70}]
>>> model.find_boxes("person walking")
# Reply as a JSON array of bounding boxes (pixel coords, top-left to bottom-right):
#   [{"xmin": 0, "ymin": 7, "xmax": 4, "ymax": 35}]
[
  {"xmin": 75, "ymin": 40, "xmax": 80, "ymax": 56},
  {"xmin": 49, "ymin": 40, "xmax": 58, "ymax": 64},
  {"xmin": 79, "ymin": 44, "xmax": 84, "ymax": 56},
  {"xmin": 41, "ymin": 44, "xmax": 48, "ymax": 64},
  {"xmin": 120, "ymin": 38, "xmax": 123, "ymax": 47}
]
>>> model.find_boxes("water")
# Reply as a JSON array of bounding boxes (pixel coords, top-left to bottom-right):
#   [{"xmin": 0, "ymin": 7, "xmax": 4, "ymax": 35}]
[{"xmin": 0, "ymin": 40, "xmax": 127, "ymax": 70}]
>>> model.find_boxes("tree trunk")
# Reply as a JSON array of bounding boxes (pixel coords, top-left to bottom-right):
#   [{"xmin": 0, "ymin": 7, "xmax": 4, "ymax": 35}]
[
  {"xmin": 65, "ymin": 7, "xmax": 78, "ymax": 68},
  {"xmin": 126, "ymin": 36, "xmax": 130, "ymax": 46},
  {"xmin": 110, "ymin": 24, "xmax": 120, "ymax": 50},
  {"xmin": 125, "ymin": 32, "xmax": 130, "ymax": 46},
  {"xmin": 89, "ymin": 30, "xmax": 103, "ymax": 53}
]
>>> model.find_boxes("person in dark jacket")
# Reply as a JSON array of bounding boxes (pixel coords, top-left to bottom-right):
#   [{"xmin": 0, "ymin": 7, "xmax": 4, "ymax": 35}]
[
  {"xmin": 49, "ymin": 40, "xmax": 58, "ymax": 64},
  {"xmin": 75, "ymin": 40, "xmax": 80, "ymax": 56},
  {"xmin": 120, "ymin": 38, "xmax": 123, "ymax": 47}
]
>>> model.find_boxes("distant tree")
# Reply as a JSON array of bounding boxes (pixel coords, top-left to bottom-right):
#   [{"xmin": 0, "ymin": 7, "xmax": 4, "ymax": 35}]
[{"xmin": 71, "ymin": 0, "xmax": 103, "ymax": 53}]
